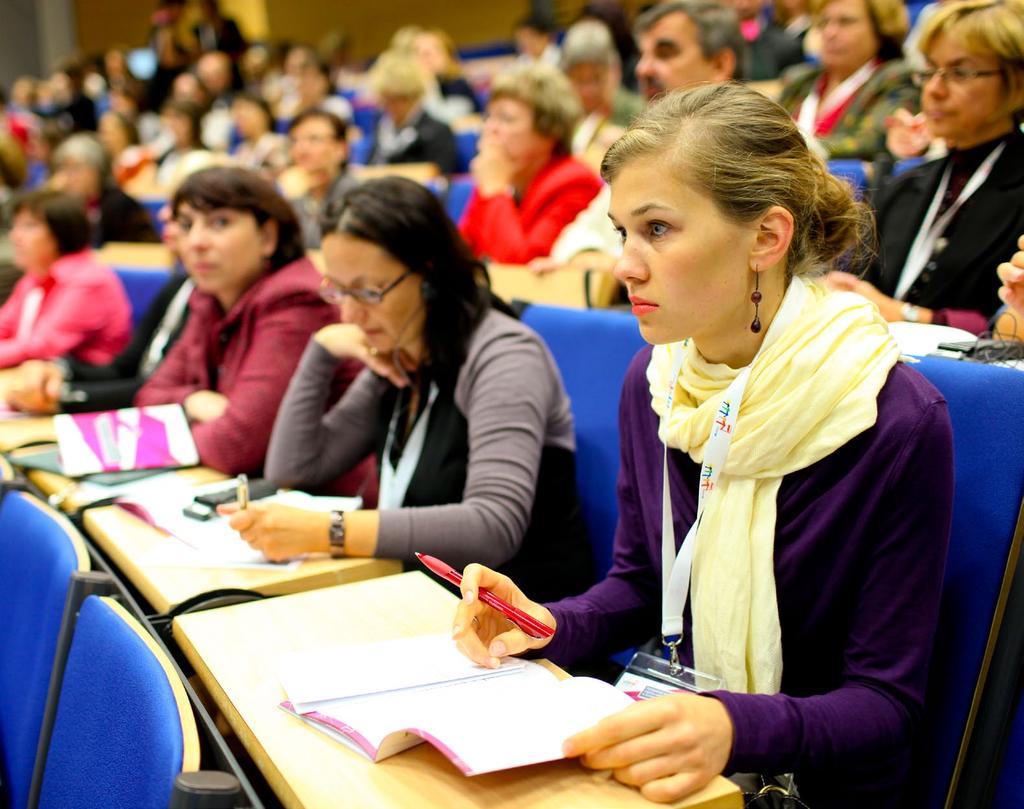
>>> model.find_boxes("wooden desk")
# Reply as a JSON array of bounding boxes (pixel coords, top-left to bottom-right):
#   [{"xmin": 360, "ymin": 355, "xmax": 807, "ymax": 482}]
[
  {"xmin": 97, "ymin": 241, "xmax": 174, "ymax": 268},
  {"xmin": 174, "ymin": 573, "xmax": 741, "ymax": 809},
  {"xmin": 351, "ymin": 162, "xmax": 442, "ymax": 184},
  {"xmin": 489, "ymin": 264, "xmax": 620, "ymax": 309},
  {"xmin": 0, "ymin": 417, "xmax": 399, "ymax": 614}
]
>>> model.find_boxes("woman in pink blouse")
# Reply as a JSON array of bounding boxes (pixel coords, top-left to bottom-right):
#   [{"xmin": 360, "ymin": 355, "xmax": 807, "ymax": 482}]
[{"xmin": 0, "ymin": 190, "xmax": 130, "ymax": 368}]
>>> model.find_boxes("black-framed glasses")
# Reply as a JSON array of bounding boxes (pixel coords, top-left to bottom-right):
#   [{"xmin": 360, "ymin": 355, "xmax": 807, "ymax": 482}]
[
  {"xmin": 319, "ymin": 269, "xmax": 414, "ymax": 305},
  {"xmin": 911, "ymin": 66, "xmax": 1003, "ymax": 87}
]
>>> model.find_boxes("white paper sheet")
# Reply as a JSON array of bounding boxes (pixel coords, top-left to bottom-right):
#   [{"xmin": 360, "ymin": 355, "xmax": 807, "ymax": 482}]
[{"xmin": 279, "ymin": 633, "xmax": 526, "ymax": 708}]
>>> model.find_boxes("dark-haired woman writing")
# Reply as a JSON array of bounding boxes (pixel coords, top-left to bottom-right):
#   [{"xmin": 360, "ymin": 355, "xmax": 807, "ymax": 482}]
[
  {"xmin": 224, "ymin": 176, "xmax": 594, "ymax": 603},
  {"xmin": 134, "ymin": 166, "xmax": 368, "ymax": 484}
]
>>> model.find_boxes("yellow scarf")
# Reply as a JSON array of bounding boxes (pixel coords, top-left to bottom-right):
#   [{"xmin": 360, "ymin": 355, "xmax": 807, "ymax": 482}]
[{"xmin": 647, "ymin": 279, "xmax": 900, "ymax": 694}]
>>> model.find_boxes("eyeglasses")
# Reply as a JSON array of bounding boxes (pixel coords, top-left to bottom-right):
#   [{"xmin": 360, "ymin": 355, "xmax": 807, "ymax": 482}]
[
  {"xmin": 911, "ymin": 66, "xmax": 1003, "ymax": 87},
  {"xmin": 319, "ymin": 269, "xmax": 413, "ymax": 305}
]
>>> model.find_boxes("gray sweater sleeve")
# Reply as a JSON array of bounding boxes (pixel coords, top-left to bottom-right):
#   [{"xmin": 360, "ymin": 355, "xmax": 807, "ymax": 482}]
[
  {"xmin": 375, "ymin": 312, "xmax": 574, "ymax": 569},
  {"xmin": 265, "ymin": 340, "xmax": 382, "ymax": 488}
]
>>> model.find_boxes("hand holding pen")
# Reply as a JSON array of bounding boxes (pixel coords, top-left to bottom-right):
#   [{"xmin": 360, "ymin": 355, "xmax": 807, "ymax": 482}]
[{"xmin": 440, "ymin": 557, "xmax": 557, "ymax": 669}]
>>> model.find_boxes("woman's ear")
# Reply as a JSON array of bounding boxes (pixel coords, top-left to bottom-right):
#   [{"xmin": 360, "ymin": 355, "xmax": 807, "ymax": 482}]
[
  {"xmin": 259, "ymin": 218, "xmax": 279, "ymax": 259},
  {"xmin": 750, "ymin": 205, "xmax": 794, "ymax": 273}
]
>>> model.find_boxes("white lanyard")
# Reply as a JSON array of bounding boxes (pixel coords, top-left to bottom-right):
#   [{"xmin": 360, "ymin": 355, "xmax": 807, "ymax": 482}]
[
  {"xmin": 378, "ymin": 382, "xmax": 439, "ymax": 509},
  {"xmin": 15, "ymin": 286, "xmax": 45, "ymax": 343},
  {"xmin": 796, "ymin": 60, "xmax": 877, "ymax": 136},
  {"xmin": 894, "ymin": 142, "xmax": 1005, "ymax": 301},
  {"xmin": 659, "ymin": 278, "xmax": 807, "ymax": 669}
]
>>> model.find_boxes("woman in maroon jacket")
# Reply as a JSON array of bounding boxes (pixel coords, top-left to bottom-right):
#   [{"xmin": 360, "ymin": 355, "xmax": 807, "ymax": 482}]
[{"xmin": 135, "ymin": 166, "xmax": 367, "ymax": 485}]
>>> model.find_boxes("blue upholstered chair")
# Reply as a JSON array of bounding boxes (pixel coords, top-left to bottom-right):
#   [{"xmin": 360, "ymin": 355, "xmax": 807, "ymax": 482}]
[
  {"xmin": 37, "ymin": 595, "xmax": 200, "ymax": 809},
  {"xmin": 444, "ymin": 176, "xmax": 476, "ymax": 224},
  {"xmin": 0, "ymin": 492, "xmax": 90, "ymax": 809},
  {"xmin": 520, "ymin": 305, "xmax": 647, "ymax": 578},
  {"xmin": 909, "ymin": 357, "xmax": 1024, "ymax": 808},
  {"xmin": 113, "ymin": 266, "xmax": 174, "ymax": 329},
  {"xmin": 827, "ymin": 159, "xmax": 868, "ymax": 195},
  {"xmin": 454, "ymin": 130, "xmax": 479, "ymax": 174}
]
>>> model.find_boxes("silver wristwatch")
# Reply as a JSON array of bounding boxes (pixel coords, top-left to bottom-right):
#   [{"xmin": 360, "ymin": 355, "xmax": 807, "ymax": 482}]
[{"xmin": 328, "ymin": 511, "xmax": 346, "ymax": 557}]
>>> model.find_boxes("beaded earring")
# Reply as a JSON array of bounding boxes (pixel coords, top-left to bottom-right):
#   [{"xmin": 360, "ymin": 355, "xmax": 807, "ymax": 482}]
[{"xmin": 750, "ymin": 270, "xmax": 762, "ymax": 334}]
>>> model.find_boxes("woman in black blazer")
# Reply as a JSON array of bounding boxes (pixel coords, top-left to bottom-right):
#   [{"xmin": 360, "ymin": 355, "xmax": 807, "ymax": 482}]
[{"xmin": 826, "ymin": 0, "xmax": 1024, "ymax": 334}]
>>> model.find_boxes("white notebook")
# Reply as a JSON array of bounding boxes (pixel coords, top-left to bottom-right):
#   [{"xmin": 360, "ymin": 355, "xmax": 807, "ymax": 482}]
[{"xmin": 278, "ymin": 635, "xmax": 634, "ymax": 776}]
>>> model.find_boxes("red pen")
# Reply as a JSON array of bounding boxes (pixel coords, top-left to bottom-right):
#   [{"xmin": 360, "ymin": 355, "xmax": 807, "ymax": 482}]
[{"xmin": 415, "ymin": 552, "xmax": 555, "ymax": 639}]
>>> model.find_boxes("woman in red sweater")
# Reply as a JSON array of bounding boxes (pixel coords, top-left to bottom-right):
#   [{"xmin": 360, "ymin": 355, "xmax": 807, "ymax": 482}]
[
  {"xmin": 459, "ymin": 63, "xmax": 602, "ymax": 263},
  {"xmin": 134, "ymin": 166, "xmax": 369, "ymax": 484}
]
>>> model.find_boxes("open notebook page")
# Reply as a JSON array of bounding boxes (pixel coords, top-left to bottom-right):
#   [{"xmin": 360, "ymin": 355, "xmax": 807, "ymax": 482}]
[{"xmin": 291, "ymin": 661, "xmax": 634, "ymax": 775}]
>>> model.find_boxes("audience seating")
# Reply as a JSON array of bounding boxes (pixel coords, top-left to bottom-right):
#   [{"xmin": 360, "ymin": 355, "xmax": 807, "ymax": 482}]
[
  {"xmin": 907, "ymin": 357, "xmax": 1024, "ymax": 809},
  {"xmin": 827, "ymin": 159, "xmax": 868, "ymax": 195},
  {"xmin": 113, "ymin": 267, "xmax": 174, "ymax": 329},
  {"xmin": 454, "ymin": 130, "xmax": 480, "ymax": 174},
  {"xmin": 0, "ymin": 491, "xmax": 90, "ymax": 809},
  {"xmin": 37, "ymin": 595, "xmax": 201, "ymax": 809},
  {"xmin": 137, "ymin": 196, "xmax": 166, "ymax": 238},
  {"xmin": 520, "ymin": 305, "xmax": 646, "ymax": 577},
  {"xmin": 443, "ymin": 175, "xmax": 475, "ymax": 223},
  {"xmin": 349, "ymin": 135, "xmax": 374, "ymax": 165}
]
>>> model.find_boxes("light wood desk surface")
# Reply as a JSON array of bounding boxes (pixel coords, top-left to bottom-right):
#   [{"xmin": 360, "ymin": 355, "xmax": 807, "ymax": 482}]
[
  {"xmin": 488, "ymin": 263, "xmax": 620, "ymax": 309},
  {"xmin": 173, "ymin": 572, "xmax": 741, "ymax": 809},
  {"xmin": 0, "ymin": 415, "xmax": 399, "ymax": 614}
]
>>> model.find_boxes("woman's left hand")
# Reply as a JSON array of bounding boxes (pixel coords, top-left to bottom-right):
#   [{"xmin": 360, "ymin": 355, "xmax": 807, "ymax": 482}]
[
  {"xmin": 184, "ymin": 390, "xmax": 230, "ymax": 422},
  {"xmin": 824, "ymin": 272, "xmax": 904, "ymax": 321},
  {"xmin": 218, "ymin": 501, "xmax": 331, "ymax": 561},
  {"xmin": 563, "ymin": 692, "xmax": 734, "ymax": 803}
]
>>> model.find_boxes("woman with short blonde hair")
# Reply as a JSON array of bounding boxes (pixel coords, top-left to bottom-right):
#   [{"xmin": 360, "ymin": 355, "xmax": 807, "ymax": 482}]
[
  {"xmin": 367, "ymin": 50, "xmax": 459, "ymax": 174},
  {"xmin": 828, "ymin": 0, "xmax": 1024, "ymax": 333},
  {"xmin": 459, "ymin": 63, "xmax": 602, "ymax": 262}
]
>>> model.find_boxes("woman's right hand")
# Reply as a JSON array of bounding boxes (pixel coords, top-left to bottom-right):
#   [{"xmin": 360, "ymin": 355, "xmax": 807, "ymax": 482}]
[
  {"xmin": 885, "ymin": 109, "xmax": 932, "ymax": 160},
  {"xmin": 6, "ymin": 360, "xmax": 64, "ymax": 414},
  {"xmin": 314, "ymin": 323, "xmax": 409, "ymax": 388},
  {"xmin": 453, "ymin": 563, "xmax": 556, "ymax": 668}
]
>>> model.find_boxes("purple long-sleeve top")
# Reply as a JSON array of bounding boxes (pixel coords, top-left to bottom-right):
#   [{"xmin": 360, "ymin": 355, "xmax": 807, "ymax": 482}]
[{"xmin": 543, "ymin": 347, "xmax": 954, "ymax": 808}]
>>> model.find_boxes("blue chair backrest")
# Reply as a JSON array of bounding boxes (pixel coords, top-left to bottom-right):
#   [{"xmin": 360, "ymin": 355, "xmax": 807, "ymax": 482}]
[
  {"xmin": 349, "ymin": 136, "xmax": 373, "ymax": 166},
  {"xmin": 455, "ymin": 130, "xmax": 479, "ymax": 174},
  {"xmin": 520, "ymin": 305, "xmax": 647, "ymax": 578},
  {"xmin": 909, "ymin": 357, "xmax": 1024, "ymax": 808},
  {"xmin": 351, "ymin": 104, "xmax": 380, "ymax": 139},
  {"xmin": 113, "ymin": 266, "xmax": 173, "ymax": 329},
  {"xmin": 0, "ymin": 492, "xmax": 88, "ymax": 809},
  {"xmin": 444, "ymin": 176, "xmax": 476, "ymax": 225},
  {"xmin": 138, "ymin": 197, "xmax": 166, "ymax": 239},
  {"xmin": 38, "ymin": 596, "xmax": 199, "ymax": 809},
  {"xmin": 827, "ymin": 159, "xmax": 867, "ymax": 195}
]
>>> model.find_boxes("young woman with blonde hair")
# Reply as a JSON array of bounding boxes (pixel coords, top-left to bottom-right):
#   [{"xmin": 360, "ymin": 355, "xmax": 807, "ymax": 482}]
[{"xmin": 455, "ymin": 83, "xmax": 954, "ymax": 808}]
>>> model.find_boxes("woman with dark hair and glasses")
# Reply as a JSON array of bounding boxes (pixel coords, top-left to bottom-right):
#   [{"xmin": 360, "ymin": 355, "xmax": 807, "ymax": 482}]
[
  {"xmin": 134, "ymin": 166, "xmax": 369, "ymax": 483},
  {"xmin": 224, "ymin": 176, "xmax": 594, "ymax": 603},
  {"xmin": 827, "ymin": 0, "xmax": 1024, "ymax": 334}
]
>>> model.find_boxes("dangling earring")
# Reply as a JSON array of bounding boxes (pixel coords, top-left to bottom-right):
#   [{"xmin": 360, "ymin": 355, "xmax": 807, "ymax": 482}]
[{"xmin": 750, "ymin": 269, "xmax": 762, "ymax": 334}]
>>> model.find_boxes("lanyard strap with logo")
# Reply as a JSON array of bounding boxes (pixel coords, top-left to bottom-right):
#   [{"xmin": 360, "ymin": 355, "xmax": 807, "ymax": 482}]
[
  {"xmin": 659, "ymin": 278, "xmax": 806, "ymax": 674},
  {"xmin": 378, "ymin": 382, "xmax": 440, "ymax": 509},
  {"xmin": 894, "ymin": 142, "xmax": 1004, "ymax": 300}
]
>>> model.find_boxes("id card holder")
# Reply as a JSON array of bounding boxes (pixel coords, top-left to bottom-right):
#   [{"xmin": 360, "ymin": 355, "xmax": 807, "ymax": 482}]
[{"xmin": 615, "ymin": 651, "xmax": 725, "ymax": 700}]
